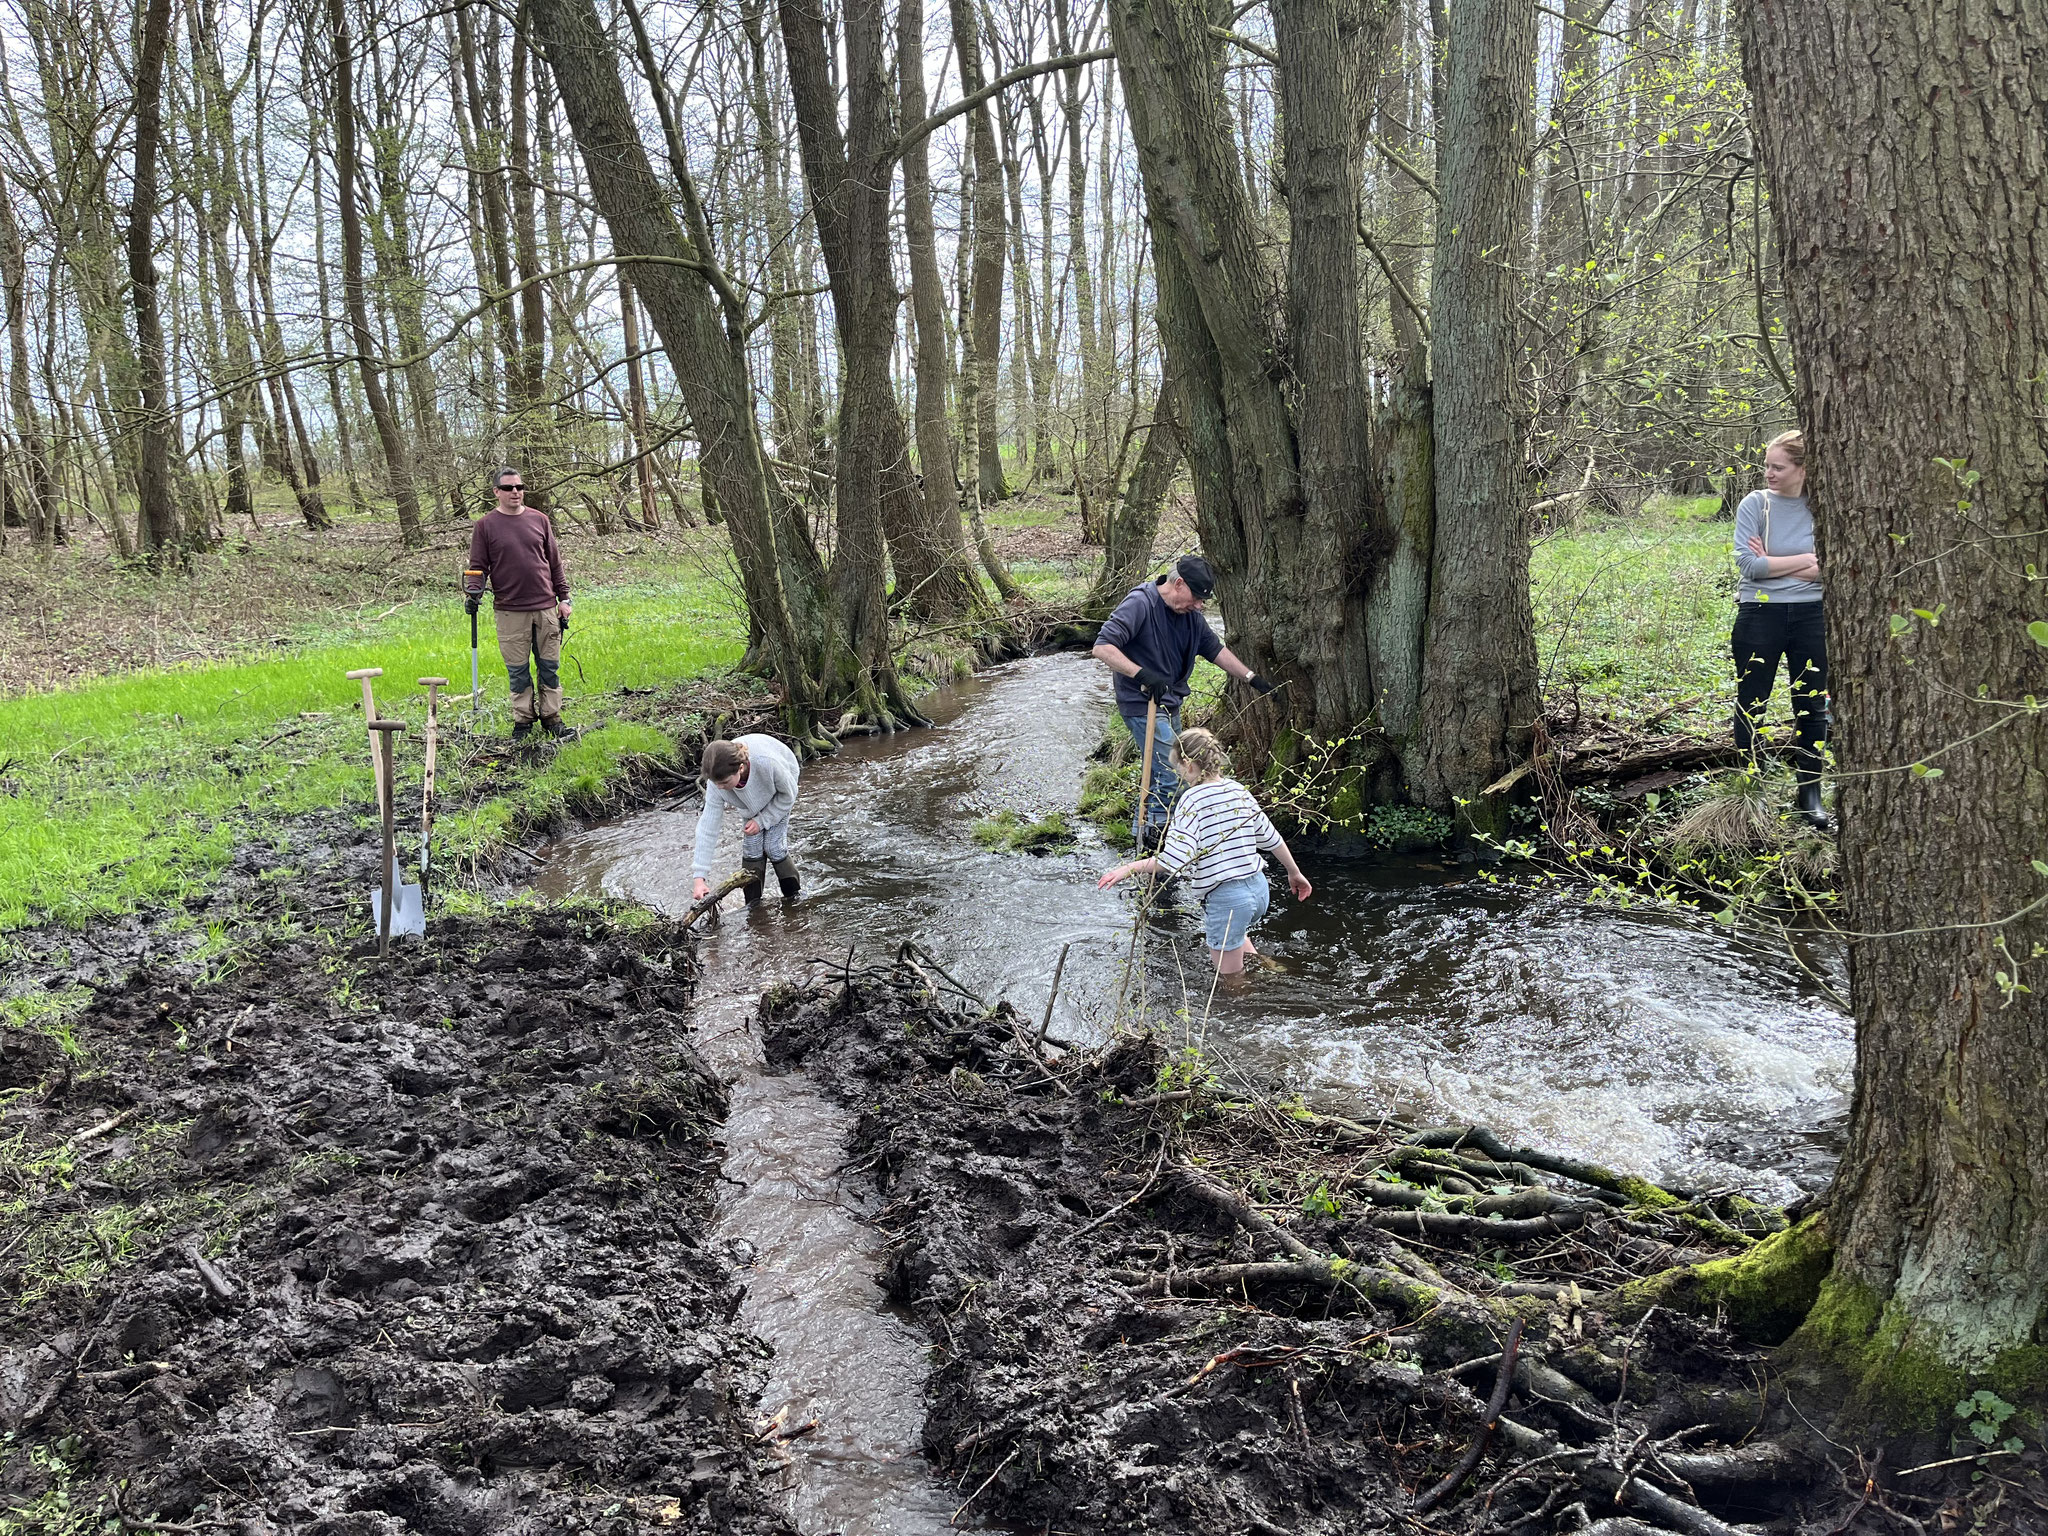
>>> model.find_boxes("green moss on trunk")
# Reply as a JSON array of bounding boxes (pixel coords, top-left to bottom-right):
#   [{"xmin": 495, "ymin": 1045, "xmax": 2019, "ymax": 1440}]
[
  {"xmin": 1785, "ymin": 1274, "xmax": 2048, "ymax": 1429},
  {"xmin": 1618, "ymin": 1212, "xmax": 1833, "ymax": 1344}
]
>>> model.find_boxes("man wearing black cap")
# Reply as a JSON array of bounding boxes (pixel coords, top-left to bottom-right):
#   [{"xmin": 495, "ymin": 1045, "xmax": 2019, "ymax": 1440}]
[{"xmin": 1093, "ymin": 554, "xmax": 1275, "ymax": 848}]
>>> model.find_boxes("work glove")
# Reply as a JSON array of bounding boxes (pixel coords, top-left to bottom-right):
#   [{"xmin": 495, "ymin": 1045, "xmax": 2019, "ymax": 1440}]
[
  {"xmin": 559, "ymin": 612, "xmax": 570, "ymax": 636},
  {"xmin": 1246, "ymin": 672, "xmax": 1276, "ymax": 696},
  {"xmin": 1133, "ymin": 666, "xmax": 1173, "ymax": 701},
  {"xmin": 464, "ymin": 594, "xmax": 480, "ymax": 617}
]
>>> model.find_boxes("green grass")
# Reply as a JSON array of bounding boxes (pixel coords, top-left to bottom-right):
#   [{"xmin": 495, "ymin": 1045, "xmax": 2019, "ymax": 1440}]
[
  {"xmin": 1007, "ymin": 558, "xmax": 1093, "ymax": 604},
  {"xmin": 0, "ymin": 576, "xmax": 744, "ymax": 932},
  {"xmin": 1529, "ymin": 494, "xmax": 1737, "ymax": 727}
]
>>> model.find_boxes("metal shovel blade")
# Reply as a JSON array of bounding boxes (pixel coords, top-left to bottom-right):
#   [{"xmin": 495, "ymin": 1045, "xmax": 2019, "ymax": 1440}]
[{"xmin": 373, "ymin": 858, "xmax": 426, "ymax": 938}]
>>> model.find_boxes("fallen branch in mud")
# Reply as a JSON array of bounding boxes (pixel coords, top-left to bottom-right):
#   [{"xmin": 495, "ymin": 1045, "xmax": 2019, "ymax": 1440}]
[{"xmin": 1414, "ymin": 1317, "xmax": 1525, "ymax": 1512}]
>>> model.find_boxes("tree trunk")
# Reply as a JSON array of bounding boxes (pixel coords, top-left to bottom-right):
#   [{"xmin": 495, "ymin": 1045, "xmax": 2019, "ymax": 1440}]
[
  {"xmin": 1055, "ymin": 0, "xmax": 1107, "ymax": 522},
  {"xmin": 1086, "ymin": 383, "xmax": 1183, "ymax": 614},
  {"xmin": 1111, "ymin": 0, "xmax": 1403, "ymax": 754},
  {"xmin": 955, "ymin": 171, "xmax": 1023, "ymax": 601},
  {"xmin": 1412, "ymin": 0, "xmax": 1540, "ymax": 824},
  {"xmin": 1744, "ymin": 0, "xmax": 2048, "ymax": 1412},
  {"xmin": 510, "ymin": 11, "xmax": 550, "ymax": 492},
  {"xmin": 128, "ymin": 0, "xmax": 182, "ymax": 558},
  {"xmin": 618, "ymin": 271, "xmax": 662, "ymax": 530},
  {"xmin": 0, "ymin": 174, "xmax": 57, "ymax": 551},
  {"xmin": 533, "ymin": 0, "xmax": 887, "ymax": 730},
  {"xmin": 897, "ymin": 0, "xmax": 983, "ymax": 602},
  {"xmin": 326, "ymin": 0, "xmax": 423, "ymax": 547},
  {"xmin": 948, "ymin": 0, "xmax": 1011, "ymax": 502}
]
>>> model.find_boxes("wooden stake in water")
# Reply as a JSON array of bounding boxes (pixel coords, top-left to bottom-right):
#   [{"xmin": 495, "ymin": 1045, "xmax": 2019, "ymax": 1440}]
[
  {"xmin": 1135, "ymin": 696, "xmax": 1159, "ymax": 850},
  {"xmin": 1035, "ymin": 941, "xmax": 1072, "ymax": 1057}
]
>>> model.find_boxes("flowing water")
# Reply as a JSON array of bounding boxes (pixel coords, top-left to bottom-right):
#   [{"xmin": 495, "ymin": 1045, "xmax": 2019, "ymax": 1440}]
[{"xmin": 532, "ymin": 651, "xmax": 1853, "ymax": 1532}]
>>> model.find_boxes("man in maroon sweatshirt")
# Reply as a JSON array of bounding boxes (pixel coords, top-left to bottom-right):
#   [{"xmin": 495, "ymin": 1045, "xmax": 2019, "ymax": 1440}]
[{"xmin": 465, "ymin": 466, "xmax": 574, "ymax": 739}]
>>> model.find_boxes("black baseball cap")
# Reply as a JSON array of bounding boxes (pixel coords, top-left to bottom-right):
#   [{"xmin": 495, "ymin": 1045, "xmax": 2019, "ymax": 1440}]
[{"xmin": 1175, "ymin": 554, "xmax": 1217, "ymax": 600}]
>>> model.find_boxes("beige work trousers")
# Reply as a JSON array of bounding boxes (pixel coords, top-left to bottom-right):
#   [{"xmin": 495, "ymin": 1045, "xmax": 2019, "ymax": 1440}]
[{"xmin": 495, "ymin": 607, "xmax": 563, "ymax": 724}]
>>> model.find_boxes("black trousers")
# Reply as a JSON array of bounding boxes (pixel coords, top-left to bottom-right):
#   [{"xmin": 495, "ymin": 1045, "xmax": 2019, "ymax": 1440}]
[{"xmin": 1731, "ymin": 600, "xmax": 1830, "ymax": 774}]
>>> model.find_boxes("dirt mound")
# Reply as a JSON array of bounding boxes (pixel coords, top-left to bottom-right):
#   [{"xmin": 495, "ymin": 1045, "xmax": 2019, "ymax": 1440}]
[
  {"xmin": 762, "ymin": 964, "xmax": 1903, "ymax": 1536},
  {"xmin": 1, "ymin": 910, "xmax": 794, "ymax": 1535}
]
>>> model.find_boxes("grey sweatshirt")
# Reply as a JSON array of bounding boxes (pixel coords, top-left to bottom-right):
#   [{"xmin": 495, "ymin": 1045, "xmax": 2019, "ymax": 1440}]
[
  {"xmin": 691, "ymin": 733, "xmax": 802, "ymax": 877},
  {"xmin": 1733, "ymin": 490, "xmax": 1823, "ymax": 604}
]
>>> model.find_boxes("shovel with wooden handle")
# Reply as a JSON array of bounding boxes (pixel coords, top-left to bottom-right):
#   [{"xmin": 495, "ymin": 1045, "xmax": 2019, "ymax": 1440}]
[
  {"xmin": 366, "ymin": 720, "xmax": 408, "ymax": 957},
  {"xmin": 1134, "ymin": 695, "xmax": 1159, "ymax": 853},
  {"xmin": 346, "ymin": 667, "xmax": 385, "ymax": 806},
  {"xmin": 417, "ymin": 677, "xmax": 447, "ymax": 913}
]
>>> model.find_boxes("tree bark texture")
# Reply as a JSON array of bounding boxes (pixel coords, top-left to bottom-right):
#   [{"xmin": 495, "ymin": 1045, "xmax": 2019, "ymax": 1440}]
[
  {"xmin": 1112, "ymin": 0, "xmax": 1410, "ymax": 757},
  {"xmin": 1744, "ymin": 0, "xmax": 2048, "ymax": 1397},
  {"xmin": 949, "ymin": 0, "xmax": 1012, "ymax": 503},
  {"xmin": 327, "ymin": 0, "xmax": 425, "ymax": 549},
  {"xmin": 128, "ymin": 0, "xmax": 182, "ymax": 557},
  {"xmin": 1086, "ymin": 383, "xmax": 1185, "ymax": 614},
  {"xmin": 1413, "ymin": 0, "xmax": 1540, "ymax": 822}
]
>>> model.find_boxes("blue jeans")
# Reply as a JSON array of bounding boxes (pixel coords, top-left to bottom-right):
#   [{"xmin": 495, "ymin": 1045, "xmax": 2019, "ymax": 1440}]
[
  {"xmin": 1120, "ymin": 706, "xmax": 1180, "ymax": 840},
  {"xmin": 1201, "ymin": 874, "xmax": 1270, "ymax": 952}
]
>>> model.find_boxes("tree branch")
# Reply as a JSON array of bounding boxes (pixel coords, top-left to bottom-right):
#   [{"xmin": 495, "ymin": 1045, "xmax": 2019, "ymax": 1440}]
[{"xmin": 892, "ymin": 48, "xmax": 1116, "ymax": 163}]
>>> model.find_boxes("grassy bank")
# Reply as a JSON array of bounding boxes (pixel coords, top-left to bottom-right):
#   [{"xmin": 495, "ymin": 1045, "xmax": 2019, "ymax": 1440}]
[{"xmin": 0, "ymin": 570, "xmax": 747, "ymax": 935}]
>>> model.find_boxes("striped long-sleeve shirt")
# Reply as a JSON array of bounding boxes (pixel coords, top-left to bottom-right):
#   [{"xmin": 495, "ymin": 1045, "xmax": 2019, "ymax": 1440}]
[{"xmin": 1156, "ymin": 778, "xmax": 1282, "ymax": 899}]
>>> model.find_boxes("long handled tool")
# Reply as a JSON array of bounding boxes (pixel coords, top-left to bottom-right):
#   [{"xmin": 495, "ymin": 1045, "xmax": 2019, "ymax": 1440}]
[
  {"xmin": 1134, "ymin": 695, "xmax": 1159, "ymax": 852},
  {"xmin": 417, "ymin": 676, "xmax": 447, "ymax": 912},
  {"xmin": 463, "ymin": 568, "xmax": 486, "ymax": 716},
  {"xmin": 346, "ymin": 667, "xmax": 385, "ymax": 806},
  {"xmin": 366, "ymin": 720, "xmax": 409, "ymax": 957}
]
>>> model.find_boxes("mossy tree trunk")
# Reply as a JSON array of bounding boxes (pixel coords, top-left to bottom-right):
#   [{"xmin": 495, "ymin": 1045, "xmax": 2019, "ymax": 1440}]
[
  {"xmin": 1113, "ymin": 0, "xmax": 1514, "ymax": 817},
  {"xmin": 1411, "ymin": 0, "xmax": 1541, "ymax": 829},
  {"xmin": 1744, "ymin": 0, "xmax": 2048, "ymax": 1415}
]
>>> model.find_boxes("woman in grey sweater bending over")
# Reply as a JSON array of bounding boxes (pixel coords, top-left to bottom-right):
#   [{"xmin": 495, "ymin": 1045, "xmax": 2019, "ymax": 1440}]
[
  {"xmin": 1732, "ymin": 429, "xmax": 1830, "ymax": 829},
  {"xmin": 1097, "ymin": 728, "xmax": 1311, "ymax": 974},
  {"xmin": 691, "ymin": 736, "xmax": 803, "ymax": 903}
]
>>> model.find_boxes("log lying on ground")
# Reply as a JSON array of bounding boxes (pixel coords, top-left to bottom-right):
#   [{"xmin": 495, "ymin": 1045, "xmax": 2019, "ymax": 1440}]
[{"xmin": 1409, "ymin": 1124, "xmax": 1694, "ymax": 1206}]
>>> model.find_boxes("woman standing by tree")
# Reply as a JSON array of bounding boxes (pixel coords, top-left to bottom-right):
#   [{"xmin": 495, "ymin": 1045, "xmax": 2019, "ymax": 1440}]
[{"xmin": 1732, "ymin": 430, "xmax": 1831, "ymax": 829}]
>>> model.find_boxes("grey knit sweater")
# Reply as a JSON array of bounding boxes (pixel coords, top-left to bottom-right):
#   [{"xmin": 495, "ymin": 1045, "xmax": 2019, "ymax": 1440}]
[
  {"xmin": 1733, "ymin": 490, "xmax": 1823, "ymax": 604},
  {"xmin": 691, "ymin": 733, "xmax": 801, "ymax": 877}
]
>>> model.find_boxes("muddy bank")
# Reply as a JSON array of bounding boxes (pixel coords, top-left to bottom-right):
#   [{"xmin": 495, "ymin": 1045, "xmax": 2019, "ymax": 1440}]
[
  {"xmin": 0, "ymin": 908, "xmax": 795, "ymax": 1535},
  {"xmin": 761, "ymin": 963, "xmax": 1988, "ymax": 1536}
]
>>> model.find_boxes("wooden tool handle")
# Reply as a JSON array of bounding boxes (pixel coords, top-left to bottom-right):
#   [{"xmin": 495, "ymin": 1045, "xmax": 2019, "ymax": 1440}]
[{"xmin": 345, "ymin": 667, "xmax": 384, "ymax": 680}]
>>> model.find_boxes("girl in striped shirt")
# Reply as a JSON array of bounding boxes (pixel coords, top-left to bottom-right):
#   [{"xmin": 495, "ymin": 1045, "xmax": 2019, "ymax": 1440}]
[{"xmin": 1097, "ymin": 728, "xmax": 1313, "ymax": 973}]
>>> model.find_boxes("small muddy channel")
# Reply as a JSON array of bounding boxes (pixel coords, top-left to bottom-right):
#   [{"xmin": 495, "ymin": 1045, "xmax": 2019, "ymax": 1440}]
[{"xmin": 532, "ymin": 651, "xmax": 1853, "ymax": 1528}]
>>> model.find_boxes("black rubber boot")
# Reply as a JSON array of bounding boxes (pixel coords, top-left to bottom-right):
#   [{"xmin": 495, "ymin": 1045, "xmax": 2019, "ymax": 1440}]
[
  {"xmin": 511, "ymin": 720, "xmax": 536, "ymax": 741},
  {"xmin": 540, "ymin": 715, "xmax": 574, "ymax": 739},
  {"xmin": 740, "ymin": 856, "xmax": 767, "ymax": 904},
  {"xmin": 773, "ymin": 856, "xmax": 801, "ymax": 900},
  {"xmin": 1795, "ymin": 775, "xmax": 1831, "ymax": 831}
]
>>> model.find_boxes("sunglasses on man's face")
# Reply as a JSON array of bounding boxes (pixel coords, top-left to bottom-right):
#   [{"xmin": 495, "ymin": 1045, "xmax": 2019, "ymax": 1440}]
[{"xmin": 498, "ymin": 483, "xmax": 525, "ymax": 492}]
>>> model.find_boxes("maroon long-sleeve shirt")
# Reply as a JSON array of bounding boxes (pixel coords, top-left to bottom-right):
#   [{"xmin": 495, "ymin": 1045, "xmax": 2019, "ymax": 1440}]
[{"xmin": 467, "ymin": 509, "xmax": 570, "ymax": 612}]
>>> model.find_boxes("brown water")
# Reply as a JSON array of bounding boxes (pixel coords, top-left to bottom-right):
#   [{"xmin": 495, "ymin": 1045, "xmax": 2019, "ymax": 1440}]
[{"xmin": 533, "ymin": 651, "xmax": 1852, "ymax": 1530}]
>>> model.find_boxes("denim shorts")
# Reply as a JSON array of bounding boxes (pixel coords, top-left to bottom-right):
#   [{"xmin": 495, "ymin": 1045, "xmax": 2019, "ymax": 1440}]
[{"xmin": 1201, "ymin": 874, "xmax": 1269, "ymax": 952}]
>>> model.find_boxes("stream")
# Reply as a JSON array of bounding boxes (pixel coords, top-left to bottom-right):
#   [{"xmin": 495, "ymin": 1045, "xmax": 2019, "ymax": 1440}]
[{"xmin": 532, "ymin": 650, "xmax": 1852, "ymax": 1533}]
